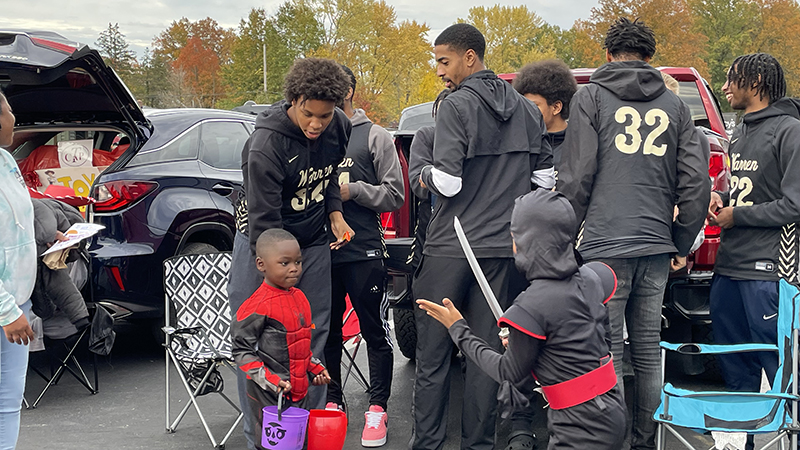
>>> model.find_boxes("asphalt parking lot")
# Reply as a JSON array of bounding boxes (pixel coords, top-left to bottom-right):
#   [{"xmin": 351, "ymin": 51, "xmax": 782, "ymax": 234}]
[{"xmin": 16, "ymin": 314, "xmax": 783, "ymax": 450}]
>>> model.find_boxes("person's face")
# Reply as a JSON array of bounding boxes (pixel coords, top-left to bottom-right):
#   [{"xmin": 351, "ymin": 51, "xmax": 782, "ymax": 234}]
[
  {"xmin": 0, "ymin": 96, "xmax": 16, "ymax": 148},
  {"xmin": 256, "ymin": 240, "xmax": 303, "ymax": 290},
  {"xmin": 524, "ymin": 93, "xmax": 561, "ymax": 131},
  {"xmin": 291, "ymin": 98, "xmax": 336, "ymax": 140},
  {"xmin": 435, "ymin": 45, "xmax": 475, "ymax": 89},
  {"xmin": 722, "ymin": 65, "xmax": 754, "ymax": 111}
]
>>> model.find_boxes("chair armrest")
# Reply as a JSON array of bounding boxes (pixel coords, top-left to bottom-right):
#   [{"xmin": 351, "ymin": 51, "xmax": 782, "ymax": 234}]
[
  {"xmin": 660, "ymin": 341, "xmax": 778, "ymax": 355},
  {"xmin": 663, "ymin": 383, "xmax": 798, "ymax": 401}
]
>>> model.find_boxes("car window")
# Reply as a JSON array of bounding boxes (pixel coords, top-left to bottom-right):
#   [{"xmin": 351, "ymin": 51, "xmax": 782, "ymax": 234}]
[
  {"xmin": 200, "ymin": 121, "xmax": 250, "ymax": 170},
  {"xmin": 129, "ymin": 126, "xmax": 199, "ymax": 166},
  {"xmin": 398, "ymin": 103, "xmax": 434, "ymax": 131},
  {"xmin": 677, "ymin": 81, "xmax": 711, "ymax": 129}
]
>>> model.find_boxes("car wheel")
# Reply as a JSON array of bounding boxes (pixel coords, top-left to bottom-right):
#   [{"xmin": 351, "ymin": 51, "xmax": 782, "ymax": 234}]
[
  {"xmin": 393, "ymin": 308, "xmax": 417, "ymax": 360},
  {"xmin": 179, "ymin": 242, "xmax": 219, "ymax": 255}
]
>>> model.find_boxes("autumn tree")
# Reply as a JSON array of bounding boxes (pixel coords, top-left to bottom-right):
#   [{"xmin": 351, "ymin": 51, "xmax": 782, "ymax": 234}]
[
  {"xmin": 573, "ymin": 0, "xmax": 708, "ymax": 74},
  {"xmin": 96, "ymin": 23, "xmax": 137, "ymax": 78},
  {"xmin": 459, "ymin": 5, "xmax": 556, "ymax": 74},
  {"xmin": 152, "ymin": 18, "xmax": 235, "ymax": 107},
  {"xmin": 313, "ymin": 0, "xmax": 439, "ymax": 124}
]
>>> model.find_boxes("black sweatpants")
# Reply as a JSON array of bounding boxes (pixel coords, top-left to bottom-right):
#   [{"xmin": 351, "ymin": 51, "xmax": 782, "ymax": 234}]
[
  {"xmin": 324, "ymin": 259, "xmax": 393, "ymax": 409},
  {"xmin": 245, "ymin": 380, "xmax": 311, "ymax": 450},
  {"xmin": 410, "ymin": 255, "xmax": 516, "ymax": 450},
  {"xmin": 545, "ymin": 386, "xmax": 626, "ymax": 449}
]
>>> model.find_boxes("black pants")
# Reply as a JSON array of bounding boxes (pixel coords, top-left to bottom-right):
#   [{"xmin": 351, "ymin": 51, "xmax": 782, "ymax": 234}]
[
  {"xmin": 545, "ymin": 386, "xmax": 626, "ymax": 449},
  {"xmin": 245, "ymin": 380, "xmax": 311, "ymax": 450},
  {"xmin": 410, "ymin": 256, "xmax": 516, "ymax": 450},
  {"xmin": 324, "ymin": 259, "xmax": 393, "ymax": 409}
]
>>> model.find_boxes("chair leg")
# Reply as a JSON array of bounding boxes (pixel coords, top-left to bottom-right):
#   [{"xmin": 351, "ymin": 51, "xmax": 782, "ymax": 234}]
[
  {"xmin": 342, "ymin": 339, "xmax": 370, "ymax": 392},
  {"xmin": 165, "ymin": 351, "xmax": 220, "ymax": 448}
]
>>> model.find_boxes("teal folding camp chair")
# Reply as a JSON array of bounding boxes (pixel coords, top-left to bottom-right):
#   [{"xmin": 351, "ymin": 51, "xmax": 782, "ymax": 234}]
[{"xmin": 655, "ymin": 279, "xmax": 800, "ymax": 449}]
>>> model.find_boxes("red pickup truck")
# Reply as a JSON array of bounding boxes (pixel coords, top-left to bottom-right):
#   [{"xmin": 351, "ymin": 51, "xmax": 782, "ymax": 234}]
[{"xmin": 385, "ymin": 67, "xmax": 731, "ymax": 377}]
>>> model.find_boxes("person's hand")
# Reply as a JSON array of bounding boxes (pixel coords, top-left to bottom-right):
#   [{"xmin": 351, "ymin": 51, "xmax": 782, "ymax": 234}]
[
  {"xmin": 416, "ymin": 298, "xmax": 463, "ymax": 329},
  {"xmin": 501, "ymin": 335, "xmax": 509, "ymax": 349},
  {"xmin": 313, "ymin": 369, "xmax": 331, "ymax": 386},
  {"xmin": 670, "ymin": 255, "xmax": 687, "ymax": 272},
  {"xmin": 277, "ymin": 380, "xmax": 292, "ymax": 393},
  {"xmin": 419, "ymin": 174, "xmax": 427, "ymax": 190},
  {"xmin": 707, "ymin": 192, "xmax": 724, "ymax": 220},
  {"xmin": 673, "ymin": 205, "xmax": 679, "ymax": 222},
  {"xmin": 709, "ymin": 206, "xmax": 734, "ymax": 229},
  {"xmin": 3, "ymin": 314, "xmax": 34, "ymax": 345},
  {"xmin": 47, "ymin": 230, "xmax": 69, "ymax": 248},
  {"xmin": 340, "ymin": 184, "xmax": 351, "ymax": 202},
  {"xmin": 329, "ymin": 211, "xmax": 355, "ymax": 250}
]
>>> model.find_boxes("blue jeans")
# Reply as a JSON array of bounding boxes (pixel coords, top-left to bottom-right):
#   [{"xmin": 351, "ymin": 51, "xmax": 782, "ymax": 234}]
[
  {"xmin": 0, "ymin": 300, "xmax": 31, "ymax": 450},
  {"xmin": 598, "ymin": 255, "xmax": 670, "ymax": 450}
]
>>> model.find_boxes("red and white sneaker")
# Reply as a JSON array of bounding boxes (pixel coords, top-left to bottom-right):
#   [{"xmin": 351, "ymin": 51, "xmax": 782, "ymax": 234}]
[
  {"xmin": 325, "ymin": 402, "xmax": 344, "ymax": 412},
  {"xmin": 361, "ymin": 405, "xmax": 388, "ymax": 447}
]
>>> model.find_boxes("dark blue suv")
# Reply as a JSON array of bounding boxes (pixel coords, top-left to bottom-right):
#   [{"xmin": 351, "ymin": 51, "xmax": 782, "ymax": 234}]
[{"xmin": 0, "ymin": 30, "xmax": 253, "ymax": 327}]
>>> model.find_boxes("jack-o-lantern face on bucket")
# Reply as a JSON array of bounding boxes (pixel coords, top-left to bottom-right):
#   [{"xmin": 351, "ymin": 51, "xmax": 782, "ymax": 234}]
[{"xmin": 264, "ymin": 422, "xmax": 287, "ymax": 446}]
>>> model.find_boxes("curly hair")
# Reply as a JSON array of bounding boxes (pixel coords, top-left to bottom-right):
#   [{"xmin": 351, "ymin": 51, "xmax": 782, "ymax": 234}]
[
  {"xmin": 283, "ymin": 58, "xmax": 351, "ymax": 104},
  {"xmin": 513, "ymin": 60, "xmax": 578, "ymax": 118},
  {"xmin": 604, "ymin": 17, "xmax": 656, "ymax": 60},
  {"xmin": 728, "ymin": 53, "xmax": 786, "ymax": 104},
  {"xmin": 434, "ymin": 23, "xmax": 486, "ymax": 62}
]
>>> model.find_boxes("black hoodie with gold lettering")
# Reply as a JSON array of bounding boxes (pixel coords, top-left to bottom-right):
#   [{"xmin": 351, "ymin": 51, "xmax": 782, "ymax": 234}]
[
  {"xmin": 235, "ymin": 101, "xmax": 351, "ymax": 253},
  {"xmin": 715, "ymin": 98, "xmax": 800, "ymax": 282},
  {"xmin": 557, "ymin": 61, "xmax": 710, "ymax": 260}
]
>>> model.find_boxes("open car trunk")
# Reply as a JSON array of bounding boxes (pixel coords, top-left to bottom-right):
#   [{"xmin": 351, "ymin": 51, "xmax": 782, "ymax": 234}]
[{"xmin": 0, "ymin": 30, "xmax": 150, "ymax": 204}]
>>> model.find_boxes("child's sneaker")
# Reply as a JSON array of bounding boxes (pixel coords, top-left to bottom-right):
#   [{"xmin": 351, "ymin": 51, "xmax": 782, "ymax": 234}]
[
  {"xmin": 325, "ymin": 402, "xmax": 343, "ymax": 412},
  {"xmin": 361, "ymin": 405, "xmax": 388, "ymax": 447}
]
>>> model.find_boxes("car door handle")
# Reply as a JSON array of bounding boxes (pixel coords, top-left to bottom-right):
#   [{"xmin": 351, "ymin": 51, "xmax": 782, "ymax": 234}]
[{"xmin": 212, "ymin": 183, "xmax": 234, "ymax": 196}]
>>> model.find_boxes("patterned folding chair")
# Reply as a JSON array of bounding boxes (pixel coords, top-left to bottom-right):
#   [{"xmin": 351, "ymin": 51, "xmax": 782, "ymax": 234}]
[{"xmin": 163, "ymin": 252, "xmax": 243, "ymax": 450}]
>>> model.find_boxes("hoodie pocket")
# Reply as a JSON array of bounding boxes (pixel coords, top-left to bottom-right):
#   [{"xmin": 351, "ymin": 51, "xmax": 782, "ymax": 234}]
[{"xmin": 3, "ymin": 240, "xmax": 37, "ymax": 306}]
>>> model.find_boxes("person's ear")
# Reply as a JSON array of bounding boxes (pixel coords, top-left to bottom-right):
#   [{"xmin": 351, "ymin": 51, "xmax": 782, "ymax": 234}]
[
  {"xmin": 643, "ymin": 55, "xmax": 652, "ymax": 64},
  {"xmin": 464, "ymin": 49, "xmax": 476, "ymax": 68},
  {"xmin": 605, "ymin": 49, "xmax": 613, "ymax": 63},
  {"xmin": 552, "ymin": 100, "xmax": 563, "ymax": 117},
  {"xmin": 347, "ymin": 87, "xmax": 354, "ymax": 101},
  {"xmin": 255, "ymin": 256, "xmax": 265, "ymax": 271}
]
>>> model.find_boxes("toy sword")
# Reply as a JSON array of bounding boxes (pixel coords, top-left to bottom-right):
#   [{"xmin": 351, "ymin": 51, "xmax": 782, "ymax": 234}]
[{"xmin": 453, "ymin": 216, "xmax": 510, "ymax": 339}]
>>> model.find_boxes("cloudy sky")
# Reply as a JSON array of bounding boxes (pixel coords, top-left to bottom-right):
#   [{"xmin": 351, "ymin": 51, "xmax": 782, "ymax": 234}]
[{"xmin": 3, "ymin": 0, "xmax": 597, "ymax": 57}]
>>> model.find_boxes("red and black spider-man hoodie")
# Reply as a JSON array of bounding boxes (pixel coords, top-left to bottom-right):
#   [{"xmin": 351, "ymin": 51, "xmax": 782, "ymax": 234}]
[{"xmin": 232, "ymin": 282, "xmax": 325, "ymax": 402}]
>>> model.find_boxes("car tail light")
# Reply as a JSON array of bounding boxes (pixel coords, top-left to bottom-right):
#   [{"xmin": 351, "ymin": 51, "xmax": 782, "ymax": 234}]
[
  {"xmin": 30, "ymin": 37, "xmax": 77, "ymax": 54},
  {"xmin": 93, "ymin": 181, "xmax": 158, "ymax": 212},
  {"xmin": 382, "ymin": 212, "xmax": 397, "ymax": 239},
  {"xmin": 709, "ymin": 153, "xmax": 725, "ymax": 181}
]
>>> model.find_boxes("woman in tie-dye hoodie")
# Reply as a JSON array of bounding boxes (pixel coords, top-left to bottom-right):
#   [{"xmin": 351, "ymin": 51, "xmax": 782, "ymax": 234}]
[{"xmin": 0, "ymin": 90, "xmax": 36, "ymax": 450}]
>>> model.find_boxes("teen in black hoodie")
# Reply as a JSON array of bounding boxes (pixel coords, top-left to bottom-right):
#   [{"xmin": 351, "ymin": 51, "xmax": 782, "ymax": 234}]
[
  {"xmin": 556, "ymin": 19, "xmax": 709, "ymax": 450},
  {"xmin": 227, "ymin": 58, "xmax": 353, "ymax": 450},
  {"xmin": 412, "ymin": 24, "xmax": 553, "ymax": 450},
  {"xmin": 708, "ymin": 53, "xmax": 800, "ymax": 450}
]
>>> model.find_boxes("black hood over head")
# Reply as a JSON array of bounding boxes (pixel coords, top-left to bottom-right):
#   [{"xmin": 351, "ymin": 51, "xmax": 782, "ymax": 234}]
[
  {"xmin": 744, "ymin": 97, "xmax": 800, "ymax": 124},
  {"xmin": 458, "ymin": 70, "xmax": 523, "ymax": 122},
  {"xmin": 590, "ymin": 60, "xmax": 666, "ymax": 101},
  {"xmin": 510, "ymin": 189, "xmax": 579, "ymax": 281}
]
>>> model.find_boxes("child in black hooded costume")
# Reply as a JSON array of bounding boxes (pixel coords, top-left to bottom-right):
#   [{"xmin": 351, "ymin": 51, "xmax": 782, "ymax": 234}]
[{"xmin": 418, "ymin": 189, "xmax": 626, "ymax": 449}]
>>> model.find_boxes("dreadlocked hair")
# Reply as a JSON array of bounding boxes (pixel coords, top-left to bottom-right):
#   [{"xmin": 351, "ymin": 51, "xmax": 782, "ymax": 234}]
[
  {"xmin": 604, "ymin": 17, "xmax": 656, "ymax": 60},
  {"xmin": 728, "ymin": 53, "xmax": 786, "ymax": 104}
]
